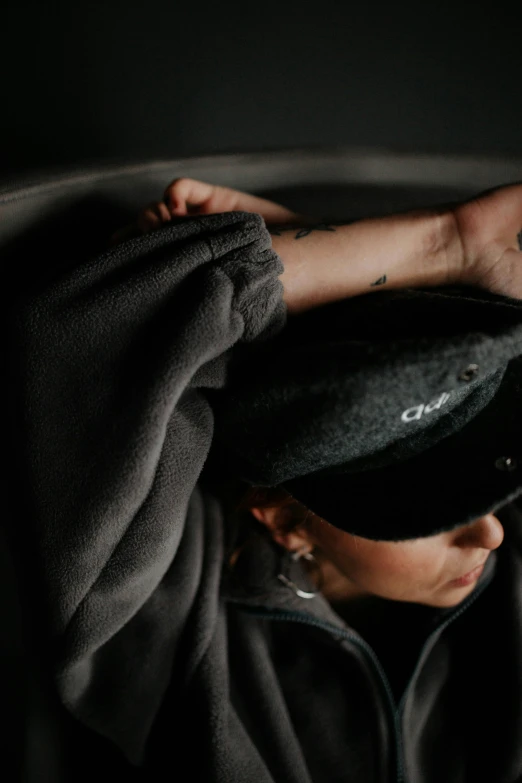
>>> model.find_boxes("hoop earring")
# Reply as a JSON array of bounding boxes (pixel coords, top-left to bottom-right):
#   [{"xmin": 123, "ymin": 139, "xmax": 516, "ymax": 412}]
[{"xmin": 277, "ymin": 546, "xmax": 323, "ymax": 600}]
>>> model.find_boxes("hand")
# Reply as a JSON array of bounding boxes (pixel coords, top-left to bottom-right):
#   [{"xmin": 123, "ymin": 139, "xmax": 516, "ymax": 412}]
[
  {"xmin": 109, "ymin": 178, "xmax": 312, "ymax": 245},
  {"xmin": 163, "ymin": 177, "xmax": 310, "ymax": 224},
  {"xmin": 453, "ymin": 183, "xmax": 522, "ymax": 299}
]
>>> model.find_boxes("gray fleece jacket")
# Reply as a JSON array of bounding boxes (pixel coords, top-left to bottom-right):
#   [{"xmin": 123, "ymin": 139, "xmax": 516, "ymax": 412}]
[{"xmin": 8, "ymin": 211, "xmax": 522, "ymax": 782}]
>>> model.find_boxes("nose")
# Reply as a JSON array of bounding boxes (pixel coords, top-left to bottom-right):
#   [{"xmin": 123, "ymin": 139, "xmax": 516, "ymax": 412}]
[{"xmin": 453, "ymin": 513, "xmax": 505, "ymax": 552}]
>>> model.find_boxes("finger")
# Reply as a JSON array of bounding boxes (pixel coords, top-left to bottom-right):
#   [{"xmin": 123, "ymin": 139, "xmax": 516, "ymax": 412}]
[
  {"xmin": 157, "ymin": 201, "xmax": 172, "ymax": 223},
  {"xmin": 137, "ymin": 201, "xmax": 172, "ymax": 233},
  {"xmin": 136, "ymin": 201, "xmax": 160, "ymax": 228},
  {"xmin": 164, "ymin": 178, "xmax": 215, "ymax": 214},
  {"xmin": 137, "ymin": 206, "xmax": 161, "ymax": 233}
]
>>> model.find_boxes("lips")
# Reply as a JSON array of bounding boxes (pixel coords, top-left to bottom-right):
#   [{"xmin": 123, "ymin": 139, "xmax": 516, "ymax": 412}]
[
  {"xmin": 460, "ymin": 559, "xmax": 487, "ymax": 579},
  {"xmin": 449, "ymin": 559, "xmax": 487, "ymax": 587}
]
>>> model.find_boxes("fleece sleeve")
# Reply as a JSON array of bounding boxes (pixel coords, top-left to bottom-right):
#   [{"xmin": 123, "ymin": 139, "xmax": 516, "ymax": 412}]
[{"xmin": 8, "ymin": 210, "xmax": 287, "ymax": 766}]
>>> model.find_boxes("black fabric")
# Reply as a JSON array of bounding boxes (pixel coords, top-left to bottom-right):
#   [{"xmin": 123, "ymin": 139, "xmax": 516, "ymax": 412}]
[
  {"xmin": 330, "ymin": 594, "xmax": 454, "ymax": 704},
  {"xmin": 7, "ymin": 211, "xmax": 287, "ymax": 767}
]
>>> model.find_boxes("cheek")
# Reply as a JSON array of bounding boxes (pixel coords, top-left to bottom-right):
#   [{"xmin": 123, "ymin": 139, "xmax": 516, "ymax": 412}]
[
  {"xmin": 373, "ymin": 551, "xmax": 431, "ymax": 584},
  {"xmin": 345, "ymin": 542, "xmax": 444, "ymax": 591},
  {"xmin": 311, "ymin": 522, "xmax": 448, "ymax": 595}
]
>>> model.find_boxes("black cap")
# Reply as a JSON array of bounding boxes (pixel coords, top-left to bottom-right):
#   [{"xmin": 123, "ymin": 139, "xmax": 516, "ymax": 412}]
[{"xmin": 207, "ymin": 284, "xmax": 522, "ymax": 541}]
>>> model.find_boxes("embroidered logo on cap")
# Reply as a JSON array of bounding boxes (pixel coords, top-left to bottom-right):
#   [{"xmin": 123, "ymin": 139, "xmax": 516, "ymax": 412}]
[{"xmin": 401, "ymin": 391, "xmax": 452, "ymax": 422}]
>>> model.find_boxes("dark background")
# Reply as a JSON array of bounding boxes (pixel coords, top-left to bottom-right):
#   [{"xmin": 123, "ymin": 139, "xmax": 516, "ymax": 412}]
[
  {"xmin": 2, "ymin": 2, "xmax": 522, "ymax": 178},
  {"xmin": 2, "ymin": 5, "xmax": 522, "ymax": 780}
]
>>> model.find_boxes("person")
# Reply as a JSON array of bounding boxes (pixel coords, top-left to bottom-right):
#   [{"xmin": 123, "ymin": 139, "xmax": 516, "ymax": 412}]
[
  {"xmin": 126, "ymin": 179, "xmax": 512, "ymax": 618},
  {"xmin": 10, "ymin": 176, "xmax": 522, "ymax": 782}
]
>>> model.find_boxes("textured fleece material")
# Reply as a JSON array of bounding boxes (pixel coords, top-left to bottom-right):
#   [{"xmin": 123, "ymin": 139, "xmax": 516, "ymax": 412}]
[{"xmin": 8, "ymin": 211, "xmax": 522, "ymax": 782}]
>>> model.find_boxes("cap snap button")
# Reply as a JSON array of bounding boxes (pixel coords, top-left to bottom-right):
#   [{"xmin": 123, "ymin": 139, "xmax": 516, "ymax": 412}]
[
  {"xmin": 458, "ymin": 364, "xmax": 480, "ymax": 382},
  {"xmin": 494, "ymin": 456, "xmax": 518, "ymax": 472}
]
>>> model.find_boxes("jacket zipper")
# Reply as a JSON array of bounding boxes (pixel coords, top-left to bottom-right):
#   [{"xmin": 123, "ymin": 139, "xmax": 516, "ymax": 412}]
[
  {"xmin": 241, "ymin": 606, "xmax": 404, "ymax": 782},
  {"xmin": 239, "ymin": 572, "xmax": 492, "ymax": 783},
  {"xmin": 396, "ymin": 572, "xmax": 492, "ymax": 718}
]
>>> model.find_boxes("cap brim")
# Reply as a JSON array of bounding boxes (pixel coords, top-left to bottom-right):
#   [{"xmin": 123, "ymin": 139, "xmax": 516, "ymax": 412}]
[{"xmin": 283, "ymin": 357, "xmax": 522, "ymax": 541}]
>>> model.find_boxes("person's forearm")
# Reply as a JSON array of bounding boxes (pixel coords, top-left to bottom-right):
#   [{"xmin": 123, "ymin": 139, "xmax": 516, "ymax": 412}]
[{"xmin": 271, "ymin": 210, "xmax": 462, "ymax": 315}]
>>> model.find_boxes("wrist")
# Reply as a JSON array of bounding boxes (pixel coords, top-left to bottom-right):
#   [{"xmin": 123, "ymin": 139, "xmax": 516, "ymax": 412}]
[{"xmin": 425, "ymin": 208, "xmax": 466, "ymax": 288}]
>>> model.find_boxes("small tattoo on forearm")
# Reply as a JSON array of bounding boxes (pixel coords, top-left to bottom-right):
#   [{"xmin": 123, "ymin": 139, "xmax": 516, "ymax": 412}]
[
  {"xmin": 267, "ymin": 219, "xmax": 388, "ymax": 289},
  {"xmin": 268, "ymin": 222, "xmax": 337, "ymax": 239}
]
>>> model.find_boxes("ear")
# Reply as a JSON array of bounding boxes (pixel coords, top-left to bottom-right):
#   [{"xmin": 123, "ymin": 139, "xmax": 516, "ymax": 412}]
[{"xmin": 250, "ymin": 506, "xmax": 313, "ymax": 554}]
